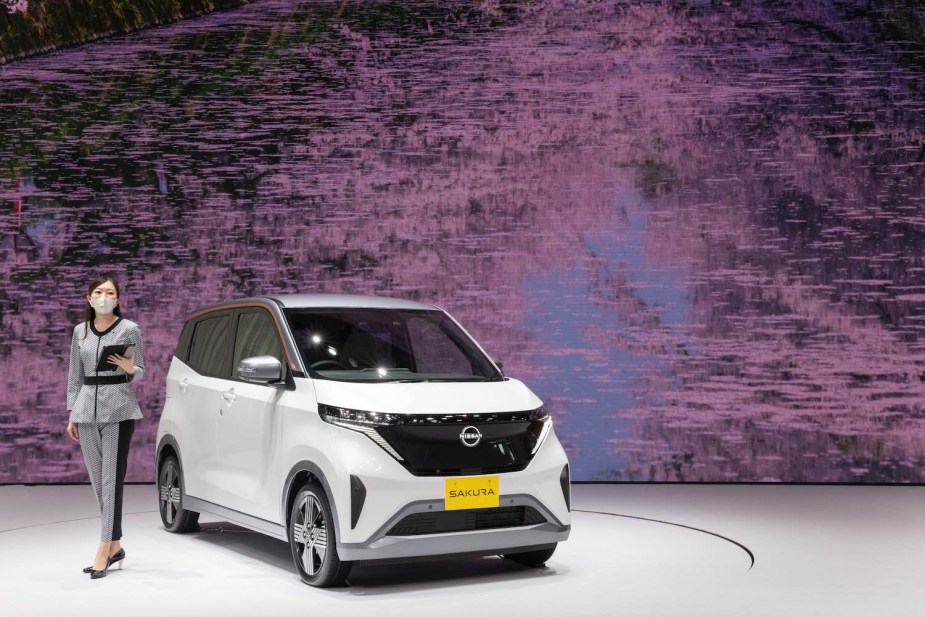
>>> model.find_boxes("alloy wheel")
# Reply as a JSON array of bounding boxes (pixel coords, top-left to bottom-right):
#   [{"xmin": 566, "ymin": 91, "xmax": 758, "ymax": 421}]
[
  {"xmin": 292, "ymin": 493, "xmax": 328, "ymax": 576},
  {"xmin": 159, "ymin": 460, "xmax": 181, "ymax": 526}
]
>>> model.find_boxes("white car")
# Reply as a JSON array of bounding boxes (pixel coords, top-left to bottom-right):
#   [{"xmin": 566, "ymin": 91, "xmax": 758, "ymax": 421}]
[{"xmin": 155, "ymin": 294, "xmax": 571, "ymax": 586}]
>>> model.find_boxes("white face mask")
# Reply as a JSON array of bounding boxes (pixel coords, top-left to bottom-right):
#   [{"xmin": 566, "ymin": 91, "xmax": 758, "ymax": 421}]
[{"xmin": 92, "ymin": 296, "xmax": 118, "ymax": 315}]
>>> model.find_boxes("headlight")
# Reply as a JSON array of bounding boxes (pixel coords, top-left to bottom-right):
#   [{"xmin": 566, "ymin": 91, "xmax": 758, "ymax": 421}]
[
  {"xmin": 318, "ymin": 404, "xmax": 405, "ymax": 460},
  {"xmin": 526, "ymin": 406, "xmax": 549, "ymax": 422},
  {"xmin": 319, "ymin": 404, "xmax": 406, "ymax": 427},
  {"xmin": 530, "ymin": 409, "xmax": 552, "ymax": 455}
]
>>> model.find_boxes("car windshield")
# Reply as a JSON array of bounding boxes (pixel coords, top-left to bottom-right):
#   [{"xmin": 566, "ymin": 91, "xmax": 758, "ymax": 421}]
[{"xmin": 284, "ymin": 308, "xmax": 503, "ymax": 382}]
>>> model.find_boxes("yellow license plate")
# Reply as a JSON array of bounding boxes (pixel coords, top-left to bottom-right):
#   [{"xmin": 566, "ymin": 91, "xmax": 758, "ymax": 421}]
[{"xmin": 445, "ymin": 475, "xmax": 499, "ymax": 511}]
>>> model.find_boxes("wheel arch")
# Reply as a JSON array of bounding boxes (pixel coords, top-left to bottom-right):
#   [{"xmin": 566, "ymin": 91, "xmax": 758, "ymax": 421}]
[
  {"xmin": 282, "ymin": 461, "xmax": 341, "ymax": 532},
  {"xmin": 155, "ymin": 435, "xmax": 183, "ymax": 485}
]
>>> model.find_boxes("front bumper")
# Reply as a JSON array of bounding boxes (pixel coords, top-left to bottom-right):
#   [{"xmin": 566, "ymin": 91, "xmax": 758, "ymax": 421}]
[{"xmin": 337, "ymin": 493, "xmax": 570, "ymax": 561}]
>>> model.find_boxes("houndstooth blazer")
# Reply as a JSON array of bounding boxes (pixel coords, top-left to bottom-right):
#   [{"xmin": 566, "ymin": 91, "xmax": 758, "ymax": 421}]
[{"xmin": 67, "ymin": 318, "xmax": 145, "ymax": 424}]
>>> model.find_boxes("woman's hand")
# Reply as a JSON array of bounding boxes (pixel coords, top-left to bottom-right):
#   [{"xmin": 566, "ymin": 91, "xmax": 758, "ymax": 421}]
[
  {"xmin": 66, "ymin": 421, "xmax": 79, "ymax": 442},
  {"xmin": 107, "ymin": 354, "xmax": 135, "ymax": 375}
]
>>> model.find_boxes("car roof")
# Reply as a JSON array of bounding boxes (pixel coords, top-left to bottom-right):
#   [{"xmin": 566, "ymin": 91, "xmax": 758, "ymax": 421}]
[
  {"xmin": 265, "ymin": 294, "xmax": 438, "ymax": 310},
  {"xmin": 183, "ymin": 294, "xmax": 441, "ymax": 322}
]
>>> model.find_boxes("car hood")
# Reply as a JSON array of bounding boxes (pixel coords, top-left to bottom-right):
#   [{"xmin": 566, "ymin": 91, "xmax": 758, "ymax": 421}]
[{"xmin": 312, "ymin": 377, "xmax": 543, "ymax": 414}]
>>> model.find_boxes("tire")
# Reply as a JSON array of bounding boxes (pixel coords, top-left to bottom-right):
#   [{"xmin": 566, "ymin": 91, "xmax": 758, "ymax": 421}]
[
  {"xmin": 157, "ymin": 455, "xmax": 200, "ymax": 533},
  {"xmin": 289, "ymin": 483, "xmax": 352, "ymax": 587},
  {"xmin": 502, "ymin": 544, "xmax": 557, "ymax": 567}
]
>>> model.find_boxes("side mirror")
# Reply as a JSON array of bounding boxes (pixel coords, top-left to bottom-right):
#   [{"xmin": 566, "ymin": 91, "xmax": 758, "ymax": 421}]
[
  {"xmin": 493, "ymin": 358, "xmax": 504, "ymax": 373},
  {"xmin": 238, "ymin": 356, "xmax": 283, "ymax": 385}
]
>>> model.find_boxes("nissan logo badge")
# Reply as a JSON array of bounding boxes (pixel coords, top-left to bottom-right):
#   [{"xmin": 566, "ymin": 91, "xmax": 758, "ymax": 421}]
[{"xmin": 460, "ymin": 425, "xmax": 482, "ymax": 447}]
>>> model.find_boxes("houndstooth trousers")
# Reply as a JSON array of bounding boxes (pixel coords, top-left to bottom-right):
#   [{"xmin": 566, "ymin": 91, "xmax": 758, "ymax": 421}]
[{"xmin": 79, "ymin": 420, "xmax": 135, "ymax": 541}]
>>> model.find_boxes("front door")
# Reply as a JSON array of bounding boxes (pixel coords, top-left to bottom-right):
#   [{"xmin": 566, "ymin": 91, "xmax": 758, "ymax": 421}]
[{"xmin": 216, "ymin": 309, "xmax": 287, "ymax": 522}]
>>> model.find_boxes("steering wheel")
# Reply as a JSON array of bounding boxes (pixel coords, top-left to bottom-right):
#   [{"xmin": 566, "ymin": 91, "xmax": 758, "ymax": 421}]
[{"xmin": 310, "ymin": 359, "xmax": 346, "ymax": 370}]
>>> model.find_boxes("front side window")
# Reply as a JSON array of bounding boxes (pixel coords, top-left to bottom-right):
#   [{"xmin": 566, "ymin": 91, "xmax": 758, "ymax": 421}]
[
  {"xmin": 187, "ymin": 314, "xmax": 234, "ymax": 378},
  {"xmin": 233, "ymin": 311, "xmax": 284, "ymax": 372},
  {"xmin": 284, "ymin": 308, "xmax": 502, "ymax": 382},
  {"xmin": 405, "ymin": 316, "xmax": 472, "ymax": 375}
]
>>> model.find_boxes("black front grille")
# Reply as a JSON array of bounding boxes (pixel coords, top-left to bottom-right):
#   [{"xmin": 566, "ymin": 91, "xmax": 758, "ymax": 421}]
[
  {"xmin": 387, "ymin": 506, "xmax": 547, "ymax": 536},
  {"xmin": 375, "ymin": 418, "xmax": 546, "ymax": 476}
]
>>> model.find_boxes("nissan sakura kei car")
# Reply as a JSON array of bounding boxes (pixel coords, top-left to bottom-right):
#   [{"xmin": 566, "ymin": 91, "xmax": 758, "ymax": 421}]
[{"xmin": 155, "ymin": 294, "xmax": 571, "ymax": 586}]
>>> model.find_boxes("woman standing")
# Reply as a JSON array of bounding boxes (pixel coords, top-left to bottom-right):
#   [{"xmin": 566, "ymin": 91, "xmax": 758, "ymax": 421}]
[{"xmin": 65, "ymin": 275, "xmax": 145, "ymax": 579}]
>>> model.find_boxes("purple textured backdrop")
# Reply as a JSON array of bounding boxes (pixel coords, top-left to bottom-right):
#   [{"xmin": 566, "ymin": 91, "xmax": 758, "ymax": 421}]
[{"xmin": 1, "ymin": 0, "xmax": 924, "ymax": 483}]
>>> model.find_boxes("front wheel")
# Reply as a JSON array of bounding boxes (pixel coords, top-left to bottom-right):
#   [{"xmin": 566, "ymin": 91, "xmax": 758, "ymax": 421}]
[
  {"xmin": 157, "ymin": 455, "xmax": 199, "ymax": 533},
  {"xmin": 502, "ymin": 544, "xmax": 557, "ymax": 567},
  {"xmin": 289, "ymin": 483, "xmax": 352, "ymax": 587}
]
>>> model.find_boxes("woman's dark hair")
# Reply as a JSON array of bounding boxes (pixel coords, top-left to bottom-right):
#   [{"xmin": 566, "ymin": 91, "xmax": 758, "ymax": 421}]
[{"xmin": 82, "ymin": 275, "xmax": 122, "ymax": 339}]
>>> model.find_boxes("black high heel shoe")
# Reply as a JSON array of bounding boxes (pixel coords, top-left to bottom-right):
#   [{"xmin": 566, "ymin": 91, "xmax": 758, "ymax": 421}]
[
  {"xmin": 83, "ymin": 548, "xmax": 125, "ymax": 575},
  {"xmin": 108, "ymin": 548, "xmax": 126, "ymax": 568}
]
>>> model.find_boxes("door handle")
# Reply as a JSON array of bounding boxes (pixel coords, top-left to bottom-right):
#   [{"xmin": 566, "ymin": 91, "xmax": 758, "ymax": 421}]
[
  {"xmin": 178, "ymin": 378, "xmax": 189, "ymax": 393},
  {"xmin": 222, "ymin": 389, "xmax": 236, "ymax": 404}
]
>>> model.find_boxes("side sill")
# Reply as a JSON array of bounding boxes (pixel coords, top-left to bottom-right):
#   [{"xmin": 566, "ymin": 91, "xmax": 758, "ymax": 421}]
[{"xmin": 184, "ymin": 495, "xmax": 288, "ymax": 542}]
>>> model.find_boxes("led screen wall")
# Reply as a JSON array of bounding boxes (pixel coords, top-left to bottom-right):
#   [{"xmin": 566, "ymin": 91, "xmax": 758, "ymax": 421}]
[{"xmin": 1, "ymin": 0, "xmax": 924, "ymax": 483}]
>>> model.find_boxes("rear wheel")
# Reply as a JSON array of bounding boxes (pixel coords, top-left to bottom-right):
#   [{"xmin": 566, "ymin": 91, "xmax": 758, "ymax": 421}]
[
  {"xmin": 289, "ymin": 483, "xmax": 352, "ymax": 587},
  {"xmin": 157, "ymin": 455, "xmax": 200, "ymax": 533},
  {"xmin": 502, "ymin": 544, "xmax": 557, "ymax": 567}
]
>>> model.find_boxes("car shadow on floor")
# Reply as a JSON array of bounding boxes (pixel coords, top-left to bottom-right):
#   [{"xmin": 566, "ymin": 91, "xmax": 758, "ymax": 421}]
[
  {"xmin": 191, "ymin": 522, "xmax": 292, "ymax": 570},
  {"xmin": 344, "ymin": 556, "xmax": 562, "ymax": 595},
  {"xmin": 191, "ymin": 521, "xmax": 564, "ymax": 593}
]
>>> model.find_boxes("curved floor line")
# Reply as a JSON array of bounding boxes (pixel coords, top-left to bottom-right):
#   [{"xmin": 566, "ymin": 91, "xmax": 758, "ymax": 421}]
[
  {"xmin": 2, "ymin": 507, "xmax": 755, "ymax": 571},
  {"xmin": 0, "ymin": 510, "xmax": 157, "ymax": 535},
  {"xmin": 573, "ymin": 508, "xmax": 756, "ymax": 571}
]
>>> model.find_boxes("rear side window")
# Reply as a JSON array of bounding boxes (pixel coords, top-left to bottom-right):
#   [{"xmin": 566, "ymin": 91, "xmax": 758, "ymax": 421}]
[
  {"xmin": 175, "ymin": 320, "xmax": 194, "ymax": 362},
  {"xmin": 187, "ymin": 314, "xmax": 234, "ymax": 378},
  {"xmin": 233, "ymin": 311, "xmax": 284, "ymax": 374}
]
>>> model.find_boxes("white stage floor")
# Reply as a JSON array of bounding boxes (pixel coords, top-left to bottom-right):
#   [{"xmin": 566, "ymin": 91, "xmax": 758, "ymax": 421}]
[{"xmin": 1, "ymin": 484, "xmax": 922, "ymax": 616}]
